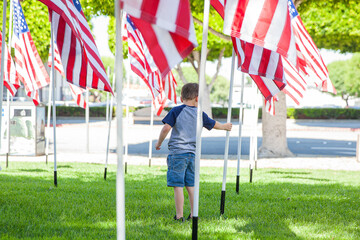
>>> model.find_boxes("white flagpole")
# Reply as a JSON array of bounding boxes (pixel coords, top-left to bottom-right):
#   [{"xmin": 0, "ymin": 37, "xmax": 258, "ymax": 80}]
[
  {"xmin": 236, "ymin": 73, "xmax": 245, "ymax": 193},
  {"xmin": 249, "ymin": 82, "xmax": 256, "ymax": 183},
  {"xmin": 6, "ymin": 0, "xmax": 14, "ymax": 168},
  {"xmin": 193, "ymin": 0, "xmax": 210, "ymax": 238},
  {"xmin": 104, "ymin": 73, "xmax": 116, "ymax": 180},
  {"xmin": 86, "ymin": 89, "xmax": 89, "ymax": 153},
  {"xmin": 5, "ymin": 91, "xmax": 11, "ymax": 167},
  {"xmin": 148, "ymin": 99, "xmax": 154, "ymax": 167},
  {"xmin": 115, "ymin": 1, "xmax": 125, "ymax": 239},
  {"xmin": 50, "ymin": 20, "xmax": 57, "ymax": 187},
  {"xmin": 254, "ymin": 90, "xmax": 259, "ymax": 170},
  {"xmin": 0, "ymin": 0, "xmax": 7, "ymax": 151},
  {"xmin": 124, "ymin": 74, "xmax": 130, "ymax": 172},
  {"xmin": 220, "ymin": 50, "xmax": 235, "ymax": 216},
  {"xmin": 106, "ymin": 67, "xmax": 110, "ymax": 122},
  {"xmin": 45, "ymin": 75, "xmax": 52, "ymax": 164}
]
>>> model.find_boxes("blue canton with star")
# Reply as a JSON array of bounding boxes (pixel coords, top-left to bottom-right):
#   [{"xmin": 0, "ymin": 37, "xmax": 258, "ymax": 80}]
[
  {"xmin": 127, "ymin": 15, "xmax": 137, "ymax": 30},
  {"xmin": 287, "ymin": 0, "xmax": 298, "ymax": 19},
  {"xmin": 73, "ymin": 0, "xmax": 82, "ymax": 12},
  {"xmin": 13, "ymin": 0, "xmax": 29, "ymax": 38}
]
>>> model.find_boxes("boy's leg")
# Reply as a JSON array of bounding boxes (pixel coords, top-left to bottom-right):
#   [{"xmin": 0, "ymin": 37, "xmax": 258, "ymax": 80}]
[
  {"xmin": 174, "ymin": 187, "xmax": 184, "ymax": 218},
  {"xmin": 185, "ymin": 186, "xmax": 194, "ymax": 217}
]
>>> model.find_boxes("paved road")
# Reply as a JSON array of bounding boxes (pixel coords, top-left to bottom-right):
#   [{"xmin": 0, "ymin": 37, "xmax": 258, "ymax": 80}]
[
  {"xmin": 122, "ymin": 119, "xmax": 359, "ymax": 158},
  {"xmin": 126, "ymin": 136, "xmax": 357, "ymax": 157},
  {"xmin": 42, "ymin": 118, "xmax": 359, "ymax": 159}
]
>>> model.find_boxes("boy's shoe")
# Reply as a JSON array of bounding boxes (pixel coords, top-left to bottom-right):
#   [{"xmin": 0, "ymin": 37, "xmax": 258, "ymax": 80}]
[
  {"xmin": 173, "ymin": 215, "xmax": 185, "ymax": 222},
  {"xmin": 186, "ymin": 214, "xmax": 192, "ymax": 221}
]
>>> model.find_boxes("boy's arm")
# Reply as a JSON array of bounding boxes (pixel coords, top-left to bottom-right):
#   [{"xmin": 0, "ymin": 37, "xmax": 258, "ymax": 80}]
[
  {"xmin": 213, "ymin": 121, "xmax": 232, "ymax": 131},
  {"xmin": 155, "ymin": 123, "xmax": 172, "ymax": 150}
]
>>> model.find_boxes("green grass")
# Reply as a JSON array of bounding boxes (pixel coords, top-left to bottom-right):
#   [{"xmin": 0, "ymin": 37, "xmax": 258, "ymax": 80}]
[{"xmin": 1, "ymin": 162, "xmax": 360, "ymax": 239}]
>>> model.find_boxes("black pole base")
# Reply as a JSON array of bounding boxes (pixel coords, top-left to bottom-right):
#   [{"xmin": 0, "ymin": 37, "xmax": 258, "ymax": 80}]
[
  {"xmin": 192, "ymin": 216, "xmax": 198, "ymax": 240},
  {"xmin": 6, "ymin": 153, "xmax": 9, "ymax": 168},
  {"xmin": 220, "ymin": 190, "xmax": 226, "ymax": 215},
  {"xmin": 125, "ymin": 162, "xmax": 127, "ymax": 174},
  {"xmin": 46, "ymin": 154, "xmax": 48, "ymax": 165},
  {"xmin": 149, "ymin": 159, "xmax": 151, "ymax": 167},
  {"xmin": 236, "ymin": 175, "xmax": 240, "ymax": 194},
  {"xmin": 250, "ymin": 168, "xmax": 253, "ymax": 183},
  {"xmin": 104, "ymin": 167, "xmax": 107, "ymax": 180},
  {"xmin": 54, "ymin": 171, "xmax": 57, "ymax": 187},
  {"xmin": 255, "ymin": 161, "xmax": 257, "ymax": 170}
]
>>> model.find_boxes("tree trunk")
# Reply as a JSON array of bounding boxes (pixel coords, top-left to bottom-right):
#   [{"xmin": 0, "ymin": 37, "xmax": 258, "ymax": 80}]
[{"xmin": 258, "ymin": 92, "xmax": 294, "ymax": 158}]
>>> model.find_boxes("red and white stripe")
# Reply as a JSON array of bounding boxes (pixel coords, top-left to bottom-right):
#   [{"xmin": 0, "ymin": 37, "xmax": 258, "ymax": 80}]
[
  {"xmin": 47, "ymin": 43, "xmax": 87, "ymax": 108},
  {"xmin": 264, "ymin": 95, "xmax": 278, "ymax": 115},
  {"xmin": 0, "ymin": 32, "xmax": 20, "ymax": 96},
  {"xmin": 12, "ymin": 0, "xmax": 50, "ymax": 105},
  {"xmin": 126, "ymin": 14, "xmax": 177, "ymax": 115},
  {"xmin": 48, "ymin": 42, "xmax": 65, "ymax": 77},
  {"xmin": 289, "ymin": 3, "xmax": 336, "ymax": 94},
  {"xmin": 223, "ymin": 0, "xmax": 297, "ymax": 66},
  {"xmin": 68, "ymin": 83, "xmax": 86, "ymax": 108},
  {"xmin": 120, "ymin": 0, "xmax": 198, "ymax": 78},
  {"xmin": 38, "ymin": 0, "xmax": 112, "ymax": 93}
]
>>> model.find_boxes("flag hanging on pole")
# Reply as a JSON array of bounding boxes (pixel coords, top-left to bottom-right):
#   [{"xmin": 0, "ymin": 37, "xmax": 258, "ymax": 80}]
[
  {"xmin": 120, "ymin": 0, "xmax": 198, "ymax": 78},
  {"xmin": 287, "ymin": 0, "xmax": 335, "ymax": 94},
  {"xmin": 125, "ymin": 14, "xmax": 177, "ymax": 115},
  {"xmin": 0, "ymin": 32, "xmax": 20, "ymax": 96},
  {"xmin": 48, "ymin": 42, "xmax": 65, "ymax": 77},
  {"xmin": 223, "ymin": 0, "xmax": 297, "ymax": 66},
  {"xmin": 68, "ymin": 83, "xmax": 87, "ymax": 108},
  {"xmin": 47, "ymin": 42, "xmax": 87, "ymax": 109},
  {"xmin": 38, "ymin": 0, "xmax": 112, "ymax": 93},
  {"xmin": 12, "ymin": 0, "xmax": 50, "ymax": 105},
  {"xmin": 212, "ymin": 0, "xmax": 334, "ymax": 114}
]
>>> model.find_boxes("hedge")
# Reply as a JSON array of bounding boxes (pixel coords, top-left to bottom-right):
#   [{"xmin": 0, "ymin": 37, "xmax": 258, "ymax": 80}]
[{"xmin": 50, "ymin": 106, "xmax": 360, "ymax": 119}]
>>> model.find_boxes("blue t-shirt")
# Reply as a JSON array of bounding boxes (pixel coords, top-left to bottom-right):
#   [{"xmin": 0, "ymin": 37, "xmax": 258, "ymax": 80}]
[{"xmin": 162, "ymin": 105, "xmax": 216, "ymax": 154}]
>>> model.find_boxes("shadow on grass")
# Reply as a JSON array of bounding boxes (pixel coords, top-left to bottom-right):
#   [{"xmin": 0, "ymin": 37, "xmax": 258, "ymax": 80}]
[
  {"xmin": 19, "ymin": 168, "xmax": 48, "ymax": 173},
  {"xmin": 1, "ymin": 164, "xmax": 360, "ymax": 239},
  {"xmin": 269, "ymin": 171, "xmax": 311, "ymax": 175},
  {"xmin": 57, "ymin": 165, "xmax": 73, "ymax": 169},
  {"xmin": 282, "ymin": 176, "xmax": 330, "ymax": 182}
]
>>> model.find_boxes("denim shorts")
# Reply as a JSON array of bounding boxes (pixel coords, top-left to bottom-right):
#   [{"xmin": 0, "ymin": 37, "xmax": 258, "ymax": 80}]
[{"xmin": 167, "ymin": 153, "xmax": 195, "ymax": 187}]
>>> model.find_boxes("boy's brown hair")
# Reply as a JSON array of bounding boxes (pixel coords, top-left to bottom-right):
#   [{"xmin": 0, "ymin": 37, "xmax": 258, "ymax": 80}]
[{"xmin": 181, "ymin": 83, "xmax": 199, "ymax": 100}]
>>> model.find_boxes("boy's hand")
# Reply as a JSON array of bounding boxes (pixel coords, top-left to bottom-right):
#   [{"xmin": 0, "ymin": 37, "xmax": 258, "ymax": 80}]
[
  {"xmin": 155, "ymin": 142, "xmax": 161, "ymax": 150},
  {"xmin": 224, "ymin": 123, "xmax": 232, "ymax": 131}
]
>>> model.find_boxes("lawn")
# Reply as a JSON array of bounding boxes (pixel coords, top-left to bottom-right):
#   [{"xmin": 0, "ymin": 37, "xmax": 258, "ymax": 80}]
[{"xmin": 0, "ymin": 161, "xmax": 360, "ymax": 239}]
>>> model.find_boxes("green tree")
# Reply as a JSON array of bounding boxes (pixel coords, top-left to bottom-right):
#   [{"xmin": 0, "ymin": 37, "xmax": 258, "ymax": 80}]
[
  {"xmin": 328, "ymin": 53, "xmax": 360, "ymax": 107},
  {"xmin": 0, "ymin": 0, "xmax": 51, "ymax": 60},
  {"xmin": 298, "ymin": 0, "xmax": 360, "ymax": 53},
  {"xmin": 173, "ymin": 66, "xmax": 230, "ymax": 106}
]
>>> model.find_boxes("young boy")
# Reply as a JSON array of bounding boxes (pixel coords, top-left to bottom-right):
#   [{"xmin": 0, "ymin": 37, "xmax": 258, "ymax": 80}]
[{"xmin": 155, "ymin": 83, "xmax": 232, "ymax": 222}]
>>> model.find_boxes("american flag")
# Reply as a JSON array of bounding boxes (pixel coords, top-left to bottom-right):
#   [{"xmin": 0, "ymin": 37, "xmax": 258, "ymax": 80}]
[
  {"xmin": 223, "ymin": 0, "xmax": 297, "ymax": 66},
  {"xmin": 48, "ymin": 43, "xmax": 87, "ymax": 108},
  {"xmin": 120, "ymin": 0, "xmax": 198, "ymax": 78},
  {"xmin": 232, "ymin": 37, "xmax": 286, "ymax": 100},
  {"xmin": 38, "ymin": 0, "xmax": 112, "ymax": 94},
  {"xmin": 126, "ymin": 14, "xmax": 177, "ymax": 115},
  {"xmin": 68, "ymin": 83, "xmax": 86, "ymax": 108},
  {"xmin": 0, "ymin": 32, "xmax": 20, "ymax": 96},
  {"xmin": 212, "ymin": 0, "xmax": 329, "ymax": 114},
  {"xmin": 287, "ymin": 0, "xmax": 335, "ymax": 94},
  {"xmin": 12, "ymin": 0, "xmax": 50, "ymax": 105}
]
